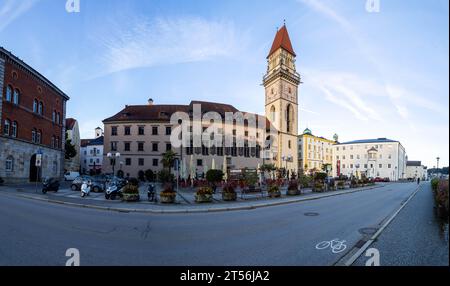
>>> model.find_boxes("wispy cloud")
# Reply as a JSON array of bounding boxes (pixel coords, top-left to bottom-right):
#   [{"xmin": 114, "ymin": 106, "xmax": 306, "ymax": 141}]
[
  {"xmin": 93, "ymin": 16, "xmax": 247, "ymax": 76},
  {"xmin": 0, "ymin": 0, "xmax": 39, "ymax": 32}
]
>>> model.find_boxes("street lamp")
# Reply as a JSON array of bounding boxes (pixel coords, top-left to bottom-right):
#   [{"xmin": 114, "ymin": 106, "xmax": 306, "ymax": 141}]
[
  {"xmin": 107, "ymin": 152, "xmax": 121, "ymax": 176},
  {"xmin": 436, "ymin": 157, "xmax": 440, "ymax": 170}
]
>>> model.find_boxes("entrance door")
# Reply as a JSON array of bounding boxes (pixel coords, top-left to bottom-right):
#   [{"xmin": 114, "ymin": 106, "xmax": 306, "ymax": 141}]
[{"xmin": 29, "ymin": 154, "xmax": 41, "ymax": 182}]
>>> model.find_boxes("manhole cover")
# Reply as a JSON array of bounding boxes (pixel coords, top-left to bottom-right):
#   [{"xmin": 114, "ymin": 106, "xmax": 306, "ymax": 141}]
[
  {"xmin": 304, "ymin": 212, "xmax": 319, "ymax": 217},
  {"xmin": 359, "ymin": 228, "xmax": 378, "ymax": 235}
]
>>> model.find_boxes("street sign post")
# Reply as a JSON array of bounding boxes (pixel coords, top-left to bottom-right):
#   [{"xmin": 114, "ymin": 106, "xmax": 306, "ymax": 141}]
[{"xmin": 35, "ymin": 149, "xmax": 43, "ymax": 193}]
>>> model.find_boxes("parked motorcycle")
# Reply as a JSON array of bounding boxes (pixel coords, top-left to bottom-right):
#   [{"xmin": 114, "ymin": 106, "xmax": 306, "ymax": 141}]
[
  {"xmin": 105, "ymin": 179, "xmax": 127, "ymax": 200},
  {"xmin": 42, "ymin": 178, "xmax": 60, "ymax": 194},
  {"xmin": 81, "ymin": 181, "xmax": 92, "ymax": 198}
]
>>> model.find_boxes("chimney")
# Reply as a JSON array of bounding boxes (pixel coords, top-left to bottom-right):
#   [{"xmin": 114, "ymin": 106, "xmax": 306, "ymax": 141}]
[{"xmin": 148, "ymin": 98, "xmax": 154, "ymax": 105}]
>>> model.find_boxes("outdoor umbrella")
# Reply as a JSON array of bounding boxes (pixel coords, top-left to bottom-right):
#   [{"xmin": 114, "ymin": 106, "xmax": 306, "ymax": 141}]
[
  {"xmin": 212, "ymin": 158, "xmax": 216, "ymax": 170},
  {"xmin": 222, "ymin": 156, "xmax": 228, "ymax": 182}
]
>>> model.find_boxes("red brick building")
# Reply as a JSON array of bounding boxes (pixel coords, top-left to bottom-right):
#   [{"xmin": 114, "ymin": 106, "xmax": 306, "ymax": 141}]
[{"xmin": 0, "ymin": 47, "xmax": 70, "ymax": 183}]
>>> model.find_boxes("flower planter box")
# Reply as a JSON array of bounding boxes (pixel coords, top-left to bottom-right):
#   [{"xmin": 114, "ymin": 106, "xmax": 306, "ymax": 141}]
[
  {"xmin": 222, "ymin": 192, "xmax": 237, "ymax": 201},
  {"xmin": 268, "ymin": 191, "xmax": 281, "ymax": 198},
  {"xmin": 195, "ymin": 194, "xmax": 213, "ymax": 203},
  {"xmin": 286, "ymin": 189, "xmax": 301, "ymax": 196},
  {"xmin": 121, "ymin": 193, "xmax": 140, "ymax": 202},
  {"xmin": 160, "ymin": 193, "xmax": 176, "ymax": 204}
]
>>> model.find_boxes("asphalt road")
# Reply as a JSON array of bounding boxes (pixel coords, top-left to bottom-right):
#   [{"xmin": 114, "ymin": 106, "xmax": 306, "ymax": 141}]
[
  {"xmin": 353, "ymin": 182, "xmax": 449, "ymax": 266},
  {"xmin": 0, "ymin": 182, "xmax": 419, "ymax": 266}
]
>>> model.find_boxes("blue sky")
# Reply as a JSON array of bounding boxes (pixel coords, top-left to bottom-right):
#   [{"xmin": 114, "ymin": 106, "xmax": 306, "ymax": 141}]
[{"xmin": 1, "ymin": 0, "xmax": 448, "ymax": 167}]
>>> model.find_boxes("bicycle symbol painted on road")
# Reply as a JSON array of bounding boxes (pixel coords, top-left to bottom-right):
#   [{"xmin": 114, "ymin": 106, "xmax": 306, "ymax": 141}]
[{"xmin": 315, "ymin": 239, "xmax": 347, "ymax": 254}]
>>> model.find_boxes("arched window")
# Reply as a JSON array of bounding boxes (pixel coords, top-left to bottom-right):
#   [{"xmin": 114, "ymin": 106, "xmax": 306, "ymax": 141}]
[
  {"xmin": 3, "ymin": 119, "xmax": 10, "ymax": 135},
  {"xmin": 13, "ymin": 89, "xmax": 20, "ymax": 105},
  {"xmin": 31, "ymin": 128, "xmax": 36, "ymax": 143},
  {"xmin": 38, "ymin": 102, "xmax": 43, "ymax": 115},
  {"xmin": 51, "ymin": 136, "xmax": 55, "ymax": 148},
  {"xmin": 37, "ymin": 130, "xmax": 42, "ymax": 144},
  {"xmin": 5, "ymin": 156, "xmax": 14, "ymax": 172},
  {"xmin": 286, "ymin": 104, "xmax": 294, "ymax": 133},
  {"xmin": 6, "ymin": 85, "xmax": 12, "ymax": 101},
  {"xmin": 57, "ymin": 112, "xmax": 60, "ymax": 124},
  {"xmin": 52, "ymin": 111, "xmax": 56, "ymax": 123},
  {"xmin": 33, "ymin": 99, "xmax": 38, "ymax": 113},
  {"xmin": 56, "ymin": 136, "xmax": 60, "ymax": 148},
  {"xmin": 270, "ymin": 105, "xmax": 276, "ymax": 122},
  {"xmin": 12, "ymin": 121, "xmax": 17, "ymax": 137}
]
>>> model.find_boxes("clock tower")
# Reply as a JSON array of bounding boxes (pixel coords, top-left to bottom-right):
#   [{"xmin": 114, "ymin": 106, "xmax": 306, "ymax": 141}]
[{"xmin": 263, "ymin": 24, "xmax": 300, "ymax": 174}]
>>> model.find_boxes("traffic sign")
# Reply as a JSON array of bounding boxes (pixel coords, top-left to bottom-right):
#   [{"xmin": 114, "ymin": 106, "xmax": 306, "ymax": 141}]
[{"xmin": 36, "ymin": 154, "xmax": 42, "ymax": 167}]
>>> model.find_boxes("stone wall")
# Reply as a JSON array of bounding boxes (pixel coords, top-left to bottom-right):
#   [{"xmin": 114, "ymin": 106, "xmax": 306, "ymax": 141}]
[{"xmin": 0, "ymin": 137, "xmax": 63, "ymax": 184}]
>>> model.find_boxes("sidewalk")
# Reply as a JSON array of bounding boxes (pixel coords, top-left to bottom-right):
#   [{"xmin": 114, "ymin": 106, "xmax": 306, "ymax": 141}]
[
  {"xmin": 353, "ymin": 182, "xmax": 449, "ymax": 266},
  {"xmin": 0, "ymin": 182, "xmax": 385, "ymax": 214}
]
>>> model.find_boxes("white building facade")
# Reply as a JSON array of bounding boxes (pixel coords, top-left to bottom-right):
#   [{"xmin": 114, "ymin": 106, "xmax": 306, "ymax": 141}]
[
  {"xmin": 332, "ymin": 138, "xmax": 407, "ymax": 181},
  {"xmin": 406, "ymin": 161, "xmax": 428, "ymax": 180},
  {"xmin": 80, "ymin": 128, "xmax": 104, "ymax": 175}
]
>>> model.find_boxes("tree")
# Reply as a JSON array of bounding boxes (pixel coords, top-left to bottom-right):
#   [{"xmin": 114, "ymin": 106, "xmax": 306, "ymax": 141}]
[
  {"xmin": 161, "ymin": 150, "xmax": 178, "ymax": 175},
  {"xmin": 65, "ymin": 139, "xmax": 77, "ymax": 160},
  {"xmin": 206, "ymin": 169, "xmax": 224, "ymax": 184}
]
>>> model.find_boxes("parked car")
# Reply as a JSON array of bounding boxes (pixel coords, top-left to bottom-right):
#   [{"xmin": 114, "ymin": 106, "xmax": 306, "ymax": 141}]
[
  {"xmin": 374, "ymin": 177, "xmax": 384, "ymax": 182},
  {"xmin": 64, "ymin": 171, "xmax": 80, "ymax": 181},
  {"xmin": 71, "ymin": 176, "xmax": 105, "ymax": 192}
]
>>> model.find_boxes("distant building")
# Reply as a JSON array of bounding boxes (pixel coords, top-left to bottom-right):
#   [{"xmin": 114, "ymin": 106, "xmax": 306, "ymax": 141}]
[
  {"xmin": 64, "ymin": 118, "xmax": 80, "ymax": 172},
  {"xmin": 80, "ymin": 128, "xmax": 104, "ymax": 175},
  {"xmin": 0, "ymin": 47, "xmax": 69, "ymax": 183},
  {"xmin": 332, "ymin": 138, "xmax": 407, "ymax": 181},
  {"xmin": 298, "ymin": 128, "xmax": 335, "ymax": 174},
  {"xmin": 406, "ymin": 161, "xmax": 427, "ymax": 180}
]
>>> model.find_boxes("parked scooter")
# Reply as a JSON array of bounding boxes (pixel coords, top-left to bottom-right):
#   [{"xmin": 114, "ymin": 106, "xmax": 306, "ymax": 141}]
[
  {"xmin": 147, "ymin": 183, "xmax": 157, "ymax": 202},
  {"xmin": 81, "ymin": 180, "xmax": 92, "ymax": 198},
  {"xmin": 105, "ymin": 179, "xmax": 127, "ymax": 200},
  {"xmin": 42, "ymin": 178, "xmax": 60, "ymax": 194}
]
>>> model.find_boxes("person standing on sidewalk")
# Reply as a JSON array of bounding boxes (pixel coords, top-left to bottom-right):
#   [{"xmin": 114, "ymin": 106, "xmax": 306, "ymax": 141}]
[{"xmin": 417, "ymin": 177, "xmax": 421, "ymax": 185}]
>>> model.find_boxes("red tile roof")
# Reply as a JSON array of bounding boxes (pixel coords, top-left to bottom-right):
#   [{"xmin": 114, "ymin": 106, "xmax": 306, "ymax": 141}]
[
  {"xmin": 66, "ymin": 118, "xmax": 76, "ymax": 130},
  {"xmin": 267, "ymin": 25, "xmax": 296, "ymax": 59},
  {"xmin": 103, "ymin": 100, "xmax": 272, "ymax": 128}
]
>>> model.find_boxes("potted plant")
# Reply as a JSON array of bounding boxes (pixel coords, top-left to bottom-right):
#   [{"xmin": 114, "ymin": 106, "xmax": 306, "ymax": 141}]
[
  {"xmin": 337, "ymin": 181, "xmax": 345, "ymax": 190},
  {"xmin": 160, "ymin": 183, "xmax": 177, "ymax": 203},
  {"xmin": 287, "ymin": 180, "xmax": 300, "ymax": 196},
  {"xmin": 195, "ymin": 186, "xmax": 214, "ymax": 203},
  {"xmin": 313, "ymin": 172, "xmax": 327, "ymax": 192},
  {"xmin": 350, "ymin": 178, "xmax": 358, "ymax": 188},
  {"xmin": 121, "ymin": 178, "xmax": 140, "ymax": 202},
  {"xmin": 222, "ymin": 183, "xmax": 237, "ymax": 201},
  {"xmin": 268, "ymin": 184, "xmax": 281, "ymax": 198}
]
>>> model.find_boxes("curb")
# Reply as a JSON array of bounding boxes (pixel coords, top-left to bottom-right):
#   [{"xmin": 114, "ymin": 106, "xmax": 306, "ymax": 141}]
[
  {"xmin": 2, "ymin": 184, "xmax": 383, "ymax": 214},
  {"xmin": 340, "ymin": 184, "xmax": 423, "ymax": 266}
]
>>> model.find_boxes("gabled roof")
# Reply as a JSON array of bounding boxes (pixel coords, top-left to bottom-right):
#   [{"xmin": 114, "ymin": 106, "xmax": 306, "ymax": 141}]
[
  {"xmin": 66, "ymin": 118, "xmax": 76, "ymax": 130},
  {"xmin": 267, "ymin": 25, "xmax": 296, "ymax": 59},
  {"xmin": 103, "ymin": 100, "xmax": 266, "ymax": 124}
]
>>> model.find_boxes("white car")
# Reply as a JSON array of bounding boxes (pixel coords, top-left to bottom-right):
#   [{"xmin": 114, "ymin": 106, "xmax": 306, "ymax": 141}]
[{"xmin": 64, "ymin": 171, "xmax": 80, "ymax": 181}]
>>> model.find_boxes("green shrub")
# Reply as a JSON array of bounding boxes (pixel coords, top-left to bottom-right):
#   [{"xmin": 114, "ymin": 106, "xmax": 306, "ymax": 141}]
[
  {"xmin": 145, "ymin": 169, "xmax": 155, "ymax": 182},
  {"xmin": 196, "ymin": 186, "xmax": 214, "ymax": 195},
  {"xmin": 222, "ymin": 184, "xmax": 236, "ymax": 194},
  {"xmin": 122, "ymin": 183, "xmax": 139, "ymax": 194},
  {"xmin": 206, "ymin": 169, "xmax": 224, "ymax": 184},
  {"xmin": 127, "ymin": 177, "xmax": 139, "ymax": 186},
  {"xmin": 314, "ymin": 172, "xmax": 327, "ymax": 182},
  {"xmin": 298, "ymin": 174, "xmax": 312, "ymax": 188},
  {"xmin": 158, "ymin": 170, "xmax": 174, "ymax": 183},
  {"xmin": 268, "ymin": 184, "xmax": 280, "ymax": 193},
  {"xmin": 431, "ymin": 178, "xmax": 440, "ymax": 192}
]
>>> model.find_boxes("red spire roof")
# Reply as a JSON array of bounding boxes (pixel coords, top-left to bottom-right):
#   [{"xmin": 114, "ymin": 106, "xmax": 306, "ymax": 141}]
[{"xmin": 267, "ymin": 25, "xmax": 296, "ymax": 59}]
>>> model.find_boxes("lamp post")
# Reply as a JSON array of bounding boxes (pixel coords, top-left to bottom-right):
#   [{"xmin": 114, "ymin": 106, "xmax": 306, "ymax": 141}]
[
  {"xmin": 436, "ymin": 157, "xmax": 440, "ymax": 170},
  {"xmin": 107, "ymin": 152, "xmax": 121, "ymax": 176}
]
